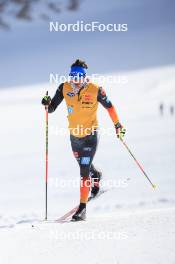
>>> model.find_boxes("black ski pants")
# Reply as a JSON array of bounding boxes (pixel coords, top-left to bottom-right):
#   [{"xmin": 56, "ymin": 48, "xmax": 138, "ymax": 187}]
[{"xmin": 70, "ymin": 131, "xmax": 98, "ymax": 178}]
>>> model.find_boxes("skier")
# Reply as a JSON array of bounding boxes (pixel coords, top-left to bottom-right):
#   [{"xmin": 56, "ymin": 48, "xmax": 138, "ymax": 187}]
[
  {"xmin": 170, "ymin": 105, "xmax": 174, "ymax": 116},
  {"xmin": 41, "ymin": 59, "xmax": 126, "ymax": 221},
  {"xmin": 159, "ymin": 102, "xmax": 164, "ymax": 116}
]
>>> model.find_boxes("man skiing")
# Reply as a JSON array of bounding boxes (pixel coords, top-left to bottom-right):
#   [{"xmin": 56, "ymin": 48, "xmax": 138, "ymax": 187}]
[{"xmin": 41, "ymin": 59, "xmax": 126, "ymax": 221}]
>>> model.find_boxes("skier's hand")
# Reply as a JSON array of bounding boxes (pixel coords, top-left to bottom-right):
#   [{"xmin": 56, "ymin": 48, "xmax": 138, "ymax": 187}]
[
  {"xmin": 41, "ymin": 94, "xmax": 51, "ymax": 106},
  {"xmin": 115, "ymin": 122, "xmax": 126, "ymax": 139}
]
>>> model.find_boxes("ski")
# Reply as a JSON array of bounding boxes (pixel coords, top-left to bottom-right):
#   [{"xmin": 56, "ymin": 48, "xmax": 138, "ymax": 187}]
[
  {"xmin": 26, "ymin": 189, "xmax": 108, "ymax": 227},
  {"xmin": 55, "ymin": 189, "xmax": 108, "ymax": 223}
]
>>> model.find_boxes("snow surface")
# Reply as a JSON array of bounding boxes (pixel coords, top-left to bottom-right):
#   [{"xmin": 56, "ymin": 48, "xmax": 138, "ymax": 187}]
[{"xmin": 0, "ymin": 65, "xmax": 175, "ymax": 263}]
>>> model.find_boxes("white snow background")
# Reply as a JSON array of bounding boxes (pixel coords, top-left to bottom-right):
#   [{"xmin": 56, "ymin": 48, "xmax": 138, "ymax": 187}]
[{"xmin": 0, "ymin": 65, "xmax": 175, "ymax": 264}]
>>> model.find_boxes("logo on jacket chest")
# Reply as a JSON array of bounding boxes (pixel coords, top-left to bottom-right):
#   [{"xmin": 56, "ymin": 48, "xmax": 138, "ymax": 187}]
[
  {"xmin": 81, "ymin": 94, "xmax": 94, "ymax": 106},
  {"xmin": 83, "ymin": 94, "xmax": 92, "ymax": 101},
  {"xmin": 67, "ymin": 92, "xmax": 75, "ymax": 97},
  {"xmin": 65, "ymin": 92, "xmax": 94, "ymax": 109}
]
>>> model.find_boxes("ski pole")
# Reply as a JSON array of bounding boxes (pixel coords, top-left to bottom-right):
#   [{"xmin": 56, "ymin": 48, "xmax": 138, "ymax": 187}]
[
  {"xmin": 119, "ymin": 137, "xmax": 156, "ymax": 189},
  {"xmin": 45, "ymin": 91, "xmax": 49, "ymax": 220}
]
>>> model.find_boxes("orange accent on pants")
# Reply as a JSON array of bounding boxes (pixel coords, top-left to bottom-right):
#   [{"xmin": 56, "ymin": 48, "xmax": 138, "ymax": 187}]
[
  {"xmin": 107, "ymin": 106, "xmax": 119, "ymax": 124},
  {"xmin": 80, "ymin": 176, "xmax": 91, "ymax": 203}
]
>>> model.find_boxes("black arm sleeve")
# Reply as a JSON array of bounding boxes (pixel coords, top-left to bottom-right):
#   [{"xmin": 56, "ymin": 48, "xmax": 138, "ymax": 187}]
[
  {"xmin": 97, "ymin": 87, "xmax": 113, "ymax": 108},
  {"xmin": 48, "ymin": 83, "xmax": 64, "ymax": 113}
]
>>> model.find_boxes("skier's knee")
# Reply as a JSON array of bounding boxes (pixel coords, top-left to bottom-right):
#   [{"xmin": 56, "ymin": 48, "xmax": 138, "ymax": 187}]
[{"xmin": 80, "ymin": 166, "xmax": 90, "ymax": 178}]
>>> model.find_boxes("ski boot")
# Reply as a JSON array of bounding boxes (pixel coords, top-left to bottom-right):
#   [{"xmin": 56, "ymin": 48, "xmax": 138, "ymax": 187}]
[
  {"xmin": 72, "ymin": 203, "xmax": 86, "ymax": 221},
  {"xmin": 90, "ymin": 169, "xmax": 102, "ymax": 199}
]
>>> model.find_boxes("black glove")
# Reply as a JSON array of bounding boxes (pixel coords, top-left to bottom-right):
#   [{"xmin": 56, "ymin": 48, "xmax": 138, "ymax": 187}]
[
  {"xmin": 115, "ymin": 122, "xmax": 126, "ymax": 138},
  {"xmin": 41, "ymin": 94, "xmax": 51, "ymax": 106}
]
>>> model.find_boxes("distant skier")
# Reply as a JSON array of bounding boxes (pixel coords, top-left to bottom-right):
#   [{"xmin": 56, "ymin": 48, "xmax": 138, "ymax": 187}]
[
  {"xmin": 159, "ymin": 103, "xmax": 164, "ymax": 116},
  {"xmin": 170, "ymin": 105, "xmax": 174, "ymax": 116},
  {"xmin": 41, "ymin": 59, "xmax": 126, "ymax": 221}
]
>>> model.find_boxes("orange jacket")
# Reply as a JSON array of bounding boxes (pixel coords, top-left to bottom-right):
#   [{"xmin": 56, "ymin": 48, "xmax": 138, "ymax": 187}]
[{"xmin": 48, "ymin": 82, "xmax": 119, "ymax": 137}]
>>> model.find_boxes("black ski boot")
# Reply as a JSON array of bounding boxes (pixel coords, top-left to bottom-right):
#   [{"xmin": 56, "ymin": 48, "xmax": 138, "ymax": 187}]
[
  {"xmin": 72, "ymin": 203, "xmax": 86, "ymax": 221},
  {"xmin": 90, "ymin": 169, "xmax": 102, "ymax": 199}
]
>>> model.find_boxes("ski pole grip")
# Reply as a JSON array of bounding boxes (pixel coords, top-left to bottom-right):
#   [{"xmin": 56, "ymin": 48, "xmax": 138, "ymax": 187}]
[{"xmin": 45, "ymin": 91, "xmax": 49, "ymax": 111}]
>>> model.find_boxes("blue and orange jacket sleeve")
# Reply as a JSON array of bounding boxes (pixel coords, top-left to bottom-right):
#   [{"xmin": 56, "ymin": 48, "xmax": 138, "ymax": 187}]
[{"xmin": 97, "ymin": 87, "xmax": 119, "ymax": 125}]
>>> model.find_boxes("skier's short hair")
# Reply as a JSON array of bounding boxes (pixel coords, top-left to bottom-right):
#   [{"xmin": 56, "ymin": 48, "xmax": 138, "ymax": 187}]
[{"xmin": 71, "ymin": 59, "xmax": 88, "ymax": 69}]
